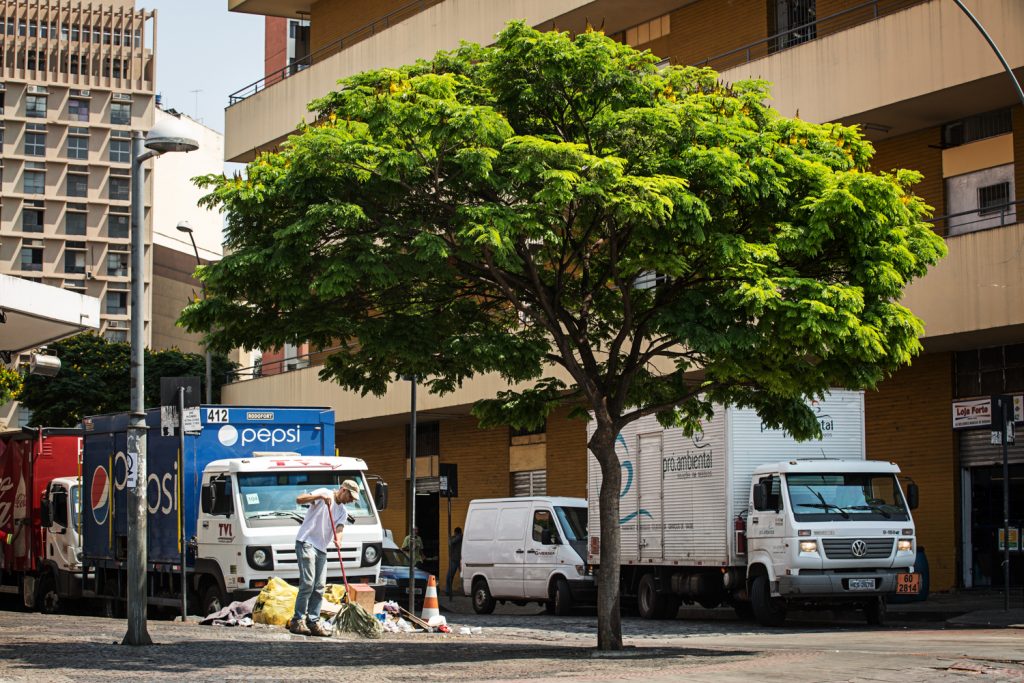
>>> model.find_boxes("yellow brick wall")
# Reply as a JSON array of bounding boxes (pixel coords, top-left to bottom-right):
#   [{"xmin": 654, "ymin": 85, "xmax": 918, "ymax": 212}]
[
  {"xmin": 869, "ymin": 127, "xmax": 946, "ymax": 234},
  {"xmin": 667, "ymin": 0, "xmax": 768, "ymax": 67},
  {"xmin": 865, "ymin": 352, "xmax": 957, "ymax": 591},
  {"xmin": 545, "ymin": 405, "xmax": 588, "ymax": 499}
]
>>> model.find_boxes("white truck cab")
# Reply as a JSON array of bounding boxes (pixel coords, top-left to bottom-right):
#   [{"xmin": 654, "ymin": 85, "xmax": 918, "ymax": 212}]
[
  {"xmin": 198, "ymin": 454, "xmax": 386, "ymax": 611},
  {"xmin": 746, "ymin": 459, "xmax": 919, "ymax": 625}
]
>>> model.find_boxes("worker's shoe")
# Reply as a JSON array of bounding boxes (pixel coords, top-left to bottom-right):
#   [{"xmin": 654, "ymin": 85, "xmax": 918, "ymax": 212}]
[
  {"xmin": 287, "ymin": 617, "xmax": 311, "ymax": 636},
  {"xmin": 307, "ymin": 619, "xmax": 333, "ymax": 637}
]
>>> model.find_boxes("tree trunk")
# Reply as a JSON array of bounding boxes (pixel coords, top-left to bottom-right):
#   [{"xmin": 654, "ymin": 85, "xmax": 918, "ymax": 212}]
[{"xmin": 592, "ymin": 429, "xmax": 622, "ymax": 651}]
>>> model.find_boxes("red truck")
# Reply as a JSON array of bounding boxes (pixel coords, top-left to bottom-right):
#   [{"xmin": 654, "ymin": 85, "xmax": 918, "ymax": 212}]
[{"xmin": 0, "ymin": 428, "xmax": 84, "ymax": 612}]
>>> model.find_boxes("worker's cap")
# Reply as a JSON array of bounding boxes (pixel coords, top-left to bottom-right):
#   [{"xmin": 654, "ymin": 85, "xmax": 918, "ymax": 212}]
[{"xmin": 341, "ymin": 479, "xmax": 361, "ymax": 497}]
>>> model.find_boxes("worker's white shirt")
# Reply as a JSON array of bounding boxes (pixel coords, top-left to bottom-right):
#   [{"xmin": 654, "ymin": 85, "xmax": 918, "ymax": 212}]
[{"xmin": 296, "ymin": 488, "xmax": 350, "ymax": 552}]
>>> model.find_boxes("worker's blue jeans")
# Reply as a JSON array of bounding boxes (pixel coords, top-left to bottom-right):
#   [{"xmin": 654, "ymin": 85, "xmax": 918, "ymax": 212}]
[{"xmin": 293, "ymin": 541, "xmax": 327, "ymax": 623}]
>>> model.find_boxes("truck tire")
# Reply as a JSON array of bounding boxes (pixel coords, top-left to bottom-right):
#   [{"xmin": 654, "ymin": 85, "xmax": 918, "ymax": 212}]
[
  {"xmin": 37, "ymin": 572, "xmax": 60, "ymax": 615},
  {"xmin": 471, "ymin": 578, "xmax": 495, "ymax": 615},
  {"xmin": 637, "ymin": 574, "xmax": 676, "ymax": 620},
  {"xmin": 750, "ymin": 574, "xmax": 787, "ymax": 627},
  {"xmin": 200, "ymin": 583, "xmax": 225, "ymax": 618},
  {"xmin": 864, "ymin": 597, "xmax": 887, "ymax": 626},
  {"xmin": 551, "ymin": 576, "xmax": 573, "ymax": 616},
  {"xmin": 732, "ymin": 601, "xmax": 755, "ymax": 620}
]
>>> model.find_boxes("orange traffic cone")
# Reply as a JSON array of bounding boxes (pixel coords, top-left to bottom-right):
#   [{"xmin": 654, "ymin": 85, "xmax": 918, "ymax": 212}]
[{"xmin": 421, "ymin": 574, "xmax": 440, "ymax": 621}]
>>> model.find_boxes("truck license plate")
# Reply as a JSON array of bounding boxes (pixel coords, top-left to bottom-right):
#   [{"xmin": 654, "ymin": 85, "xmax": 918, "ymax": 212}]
[
  {"xmin": 895, "ymin": 573, "xmax": 920, "ymax": 594},
  {"xmin": 848, "ymin": 578, "xmax": 876, "ymax": 591}
]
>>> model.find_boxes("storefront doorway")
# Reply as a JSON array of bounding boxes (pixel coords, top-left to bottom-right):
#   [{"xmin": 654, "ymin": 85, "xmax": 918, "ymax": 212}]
[{"xmin": 966, "ymin": 463, "xmax": 1024, "ymax": 587}]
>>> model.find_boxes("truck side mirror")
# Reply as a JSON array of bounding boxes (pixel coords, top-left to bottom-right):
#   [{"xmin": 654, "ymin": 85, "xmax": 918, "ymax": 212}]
[
  {"xmin": 752, "ymin": 482, "xmax": 768, "ymax": 511},
  {"xmin": 374, "ymin": 481, "xmax": 388, "ymax": 511},
  {"xmin": 906, "ymin": 483, "xmax": 919, "ymax": 511},
  {"xmin": 40, "ymin": 496, "xmax": 53, "ymax": 528},
  {"xmin": 201, "ymin": 484, "xmax": 214, "ymax": 514}
]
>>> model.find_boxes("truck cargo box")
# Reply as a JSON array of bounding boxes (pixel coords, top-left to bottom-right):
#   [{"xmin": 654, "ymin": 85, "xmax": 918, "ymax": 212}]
[
  {"xmin": 82, "ymin": 406, "xmax": 335, "ymax": 566},
  {"xmin": 587, "ymin": 390, "xmax": 864, "ymax": 567}
]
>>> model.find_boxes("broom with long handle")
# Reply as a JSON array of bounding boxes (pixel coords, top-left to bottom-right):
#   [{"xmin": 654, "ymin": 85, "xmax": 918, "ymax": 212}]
[{"xmin": 324, "ymin": 497, "xmax": 380, "ymax": 637}]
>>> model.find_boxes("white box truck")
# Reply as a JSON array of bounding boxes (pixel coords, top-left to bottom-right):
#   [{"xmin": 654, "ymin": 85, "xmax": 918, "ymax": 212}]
[{"xmin": 587, "ymin": 389, "xmax": 920, "ymax": 625}]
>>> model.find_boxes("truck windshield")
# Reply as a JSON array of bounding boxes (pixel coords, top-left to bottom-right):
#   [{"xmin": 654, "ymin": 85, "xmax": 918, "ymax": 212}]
[
  {"xmin": 554, "ymin": 506, "xmax": 588, "ymax": 541},
  {"xmin": 237, "ymin": 471, "xmax": 375, "ymax": 528},
  {"xmin": 786, "ymin": 473, "xmax": 910, "ymax": 522}
]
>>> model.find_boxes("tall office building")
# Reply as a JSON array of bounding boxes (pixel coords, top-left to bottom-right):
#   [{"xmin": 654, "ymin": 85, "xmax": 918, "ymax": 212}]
[{"xmin": 224, "ymin": 0, "xmax": 1024, "ymax": 593}]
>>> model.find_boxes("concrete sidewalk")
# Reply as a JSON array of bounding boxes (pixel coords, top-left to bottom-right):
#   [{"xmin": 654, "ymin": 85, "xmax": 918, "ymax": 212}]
[{"xmin": 439, "ymin": 589, "xmax": 1024, "ymax": 627}]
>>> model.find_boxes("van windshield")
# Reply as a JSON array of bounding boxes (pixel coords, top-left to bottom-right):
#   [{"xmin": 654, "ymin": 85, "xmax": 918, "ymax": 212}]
[
  {"xmin": 237, "ymin": 471, "xmax": 375, "ymax": 528},
  {"xmin": 786, "ymin": 473, "xmax": 910, "ymax": 522},
  {"xmin": 555, "ymin": 506, "xmax": 588, "ymax": 541}
]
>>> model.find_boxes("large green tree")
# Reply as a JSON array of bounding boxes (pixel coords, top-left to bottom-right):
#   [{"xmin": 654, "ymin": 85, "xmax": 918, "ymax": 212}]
[
  {"xmin": 19, "ymin": 333, "xmax": 237, "ymax": 427},
  {"xmin": 182, "ymin": 24, "xmax": 945, "ymax": 649}
]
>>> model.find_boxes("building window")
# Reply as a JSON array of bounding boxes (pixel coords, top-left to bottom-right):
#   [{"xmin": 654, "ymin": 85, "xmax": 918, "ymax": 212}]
[
  {"xmin": 26, "ymin": 94, "xmax": 47, "ymax": 118},
  {"xmin": 107, "ymin": 213, "xmax": 129, "ymax": 238},
  {"xmin": 109, "ymin": 176, "xmax": 129, "ymax": 201},
  {"xmin": 67, "ymin": 172, "xmax": 89, "ymax": 198},
  {"xmin": 104, "ymin": 329, "xmax": 128, "ymax": 343},
  {"xmin": 64, "ymin": 242, "xmax": 87, "ymax": 274},
  {"xmin": 105, "ymin": 291, "xmax": 128, "ymax": 315},
  {"xmin": 110, "ymin": 102, "xmax": 131, "ymax": 125},
  {"xmin": 405, "ymin": 422, "xmax": 440, "ymax": 457},
  {"xmin": 512, "ymin": 470, "xmax": 547, "ymax": 497},
  {"xmin": 68, "ymin": 98, "xmax": 89, "ymax": 122},
  {"xmin": 943, "ymin": 108, "xmax": 1012, "ymax": 149},
  {"xmin": 769, "ymin": 0, "xmax": 816, "ymax": 52},
  {"xmin": 24, "ymin": 131, "xmax": 46, "ymax": 156},
  {"xmin": 978, "ymin": 182, "xmax": 1010, "ymax": 216},
  {"xmin": 24, "ymin": 170, "xmax": 45, "ymax": 194},
  {"xmin": 106, "ymin": 250, "xmax": 128, "ymax": 277},
  {"xmin": 956, "ymin": 344, "xmax": 1024, "ymax": 398},
  {"xmin": 22, "ymin": 206, "xmax": 44, "ymax": 232},
  {"xmin": 64, "ymin": 279, "xmax": 86, "ymax": 293},
  {"xmin": 20, "ymin": 241, "xmax": 44, "ymax": 271},
  {"xmin": 66, "ymin": 211, "xmax": 87, "ymax": 235},
  {"xmin": 68, "ymin": 134, "xmax": 89, "ymax": 160},
  {"xmin": 109, "ymin": 138, "xmax": 130, "ymax": 164}
]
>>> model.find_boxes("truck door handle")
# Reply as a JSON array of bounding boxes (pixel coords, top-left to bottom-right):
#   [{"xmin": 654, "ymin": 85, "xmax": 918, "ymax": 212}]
[
  {"xmin": 515, "ymin": 549, "xmax": 524, "ymax": 554},
  {"xmin": 526, "ymin": 549, "xmax": 537, "ymax": 554}
]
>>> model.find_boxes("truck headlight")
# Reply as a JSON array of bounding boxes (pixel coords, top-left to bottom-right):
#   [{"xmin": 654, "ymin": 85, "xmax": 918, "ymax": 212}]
[
  {"xmin": 897, "ymin": 539, "xmax": 913, "ymax": 553},
  {"xmin": 361, "ymin": 542, "xmax": 382, "ymax": 567},
  {"xmin": 799, "ymin": 540, "xmax": 818, "ymax": 554},
  {"xmin": 246, "ymin": 545, "xmax": 274, "ymax": 570}
]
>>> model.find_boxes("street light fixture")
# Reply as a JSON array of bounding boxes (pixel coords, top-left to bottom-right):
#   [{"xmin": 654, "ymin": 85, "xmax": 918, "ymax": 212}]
[
  {"xmin": 125, "ymin": 117, "xmax": 198, "ymax": 647},
  {"xmin": 175, "ymin": 221, "xmax": 212, "ymax": 404}
]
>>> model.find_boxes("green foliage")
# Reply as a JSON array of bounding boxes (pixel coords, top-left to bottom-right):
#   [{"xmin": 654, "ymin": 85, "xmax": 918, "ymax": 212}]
[
  {"xmin": 0, "ymin": 366, "xmax": 23, "ymax": 406},
  {"xmin": 18, "ymin": 333, "xmax": 238, "ymax": 427},
  {"xmin": 182, "ymin": 23, "xmax": 945, "ymax": 443}
]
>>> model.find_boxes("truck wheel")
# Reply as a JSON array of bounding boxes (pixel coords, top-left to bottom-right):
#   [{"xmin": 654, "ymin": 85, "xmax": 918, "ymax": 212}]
[
  {"xmin": 732, "ymin": 601, "xmax": 755, "ymax": 620},
  {"xmin": 37, "ymin": 573, "xmax": 60, "ymax": 615},
  {"xmin": 637, "ymin": 574, "xmax": 673, "ymax": 620},
  {"xmin": 864, "ymin": 597, "xmax": 887, "ymax": 626},
  {"xmin": 750, "ymin": 574, "xmax": 787, "ymax": 627},
  {"xmin": 551, "ymin": 576, "xmax": 573, "ymax": 616},
  {"xmin": 472, "ymin": 578, "xmax": 495, "ymax": 615},
  {"xmin": 201, "ymin": 584, "xmax": 225, "ymax": 617}
]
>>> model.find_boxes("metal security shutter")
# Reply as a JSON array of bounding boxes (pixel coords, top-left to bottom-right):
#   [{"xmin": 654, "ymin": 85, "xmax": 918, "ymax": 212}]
[
  {"xmin": 512, "ymin": 470, "xmax": 546, "ymax": 497},
  {"xmin": 960, "ymin": 429, "xmax": 1024, "ymax": 467},
  {"xmin": 415, "ymin": 476, "xmax": 440, "ymax": 494}
]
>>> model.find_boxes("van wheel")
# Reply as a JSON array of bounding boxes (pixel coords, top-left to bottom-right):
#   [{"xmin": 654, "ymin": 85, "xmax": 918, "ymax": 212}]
[
  {"xmin": 551, "ymin": 577, "xmax": 573, "ymax": 616},
  {"xmin": 201, "ymin": 583, "xmax": 225, "ymax": 617},
  {"xmin": 750, "ymin": 574, "xmax": 787, "ymax": 627},
  {"xmin": 37, "ymin": 572, "xmax": 60, "ymax": 615},
  {"xmin": 472, "ymin": 578, "xmax": 495, "ymax": 615},
  {"xmin": 864, "ymin": 597, "xmax": 887, "ymax": 626}
]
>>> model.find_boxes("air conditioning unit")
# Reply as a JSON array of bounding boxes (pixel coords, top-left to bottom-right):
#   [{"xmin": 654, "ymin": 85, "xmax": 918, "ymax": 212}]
[
  {"xmin": 27, "ymin": 85, "xmax": 49, "ymax": 95},
  {"xmin": 72, "ymin": 89, "xmax": 91, "ymax": 97},
  {"xmin": 107, "ymin": 320, "xmax": 126, "ymax": 329}
]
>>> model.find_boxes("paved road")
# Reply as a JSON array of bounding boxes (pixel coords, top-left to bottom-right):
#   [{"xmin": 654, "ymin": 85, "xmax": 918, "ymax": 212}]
[{"xmin": 0, "ymin": 603, "xmax": 1021, "ymax": 682}]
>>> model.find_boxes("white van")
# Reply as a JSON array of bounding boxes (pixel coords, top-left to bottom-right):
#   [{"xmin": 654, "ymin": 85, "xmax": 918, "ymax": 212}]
[{"xmin": 461, "ymin": 496, "xmax": 593, "ymax": 615}]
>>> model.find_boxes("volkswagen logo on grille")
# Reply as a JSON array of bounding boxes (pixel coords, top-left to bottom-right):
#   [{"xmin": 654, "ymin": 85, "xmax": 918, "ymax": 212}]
[{"xmin": 851, "ymin": 539, "xmax": 868, "ymax": 557}]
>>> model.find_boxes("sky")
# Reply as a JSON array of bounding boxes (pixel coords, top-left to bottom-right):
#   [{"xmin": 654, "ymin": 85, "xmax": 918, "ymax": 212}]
[{"xmin": 140, "ymin": 1, "xmax": 265, "ymax": 135}]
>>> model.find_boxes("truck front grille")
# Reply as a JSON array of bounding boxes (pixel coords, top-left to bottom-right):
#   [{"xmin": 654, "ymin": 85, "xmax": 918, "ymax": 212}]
[
  {"xmin": 275, "ymin": 545, "xmax": 360, "ymax": 566},
  {"xmin": 822, "ymin": 538, "xmax": 894, "ymax": 560}
]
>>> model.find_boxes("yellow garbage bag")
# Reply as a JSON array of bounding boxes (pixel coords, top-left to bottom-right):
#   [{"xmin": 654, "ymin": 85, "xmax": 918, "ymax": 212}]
[{"xmin": 252, "ymin": 577, "xmax": 348, "ymax": 626}]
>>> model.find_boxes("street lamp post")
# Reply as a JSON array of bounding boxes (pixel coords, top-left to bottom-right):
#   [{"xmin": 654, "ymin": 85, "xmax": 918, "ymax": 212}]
[
  {"xmin": 175, "ymin": 221, "xmax": 212, "ymax": 404},
  {"xmin": 125, "ymin": 119, "xmax": 199, "ymax": 646}
]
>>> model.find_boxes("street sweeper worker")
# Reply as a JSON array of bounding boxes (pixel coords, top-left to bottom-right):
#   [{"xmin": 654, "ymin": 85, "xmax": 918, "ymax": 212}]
[{"xmin": 288, "ymin": 479, "xmax": 360, "ymax": 636}]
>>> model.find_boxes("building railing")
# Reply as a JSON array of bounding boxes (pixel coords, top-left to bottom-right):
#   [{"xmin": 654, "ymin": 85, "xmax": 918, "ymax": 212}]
[
  {"xmin": 226, "ymin": 344, "xmax": 345, "ymax": 385},
  {"xmin": 931, "ymin": 199, "xmax": 1022, "ymax": 236},
  {"xmin": 228, "ymin": 0, "xmax": 440, "ymax": 106},
  {"xmin": 698, "ymin": 0, "xmax": 925, "ymax": 72}
]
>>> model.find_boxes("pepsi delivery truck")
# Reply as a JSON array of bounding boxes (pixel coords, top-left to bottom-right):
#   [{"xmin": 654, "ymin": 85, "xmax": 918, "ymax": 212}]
[{"xmin": 75, "ymin": 405, "xmax": 387, "ymax": 616}]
